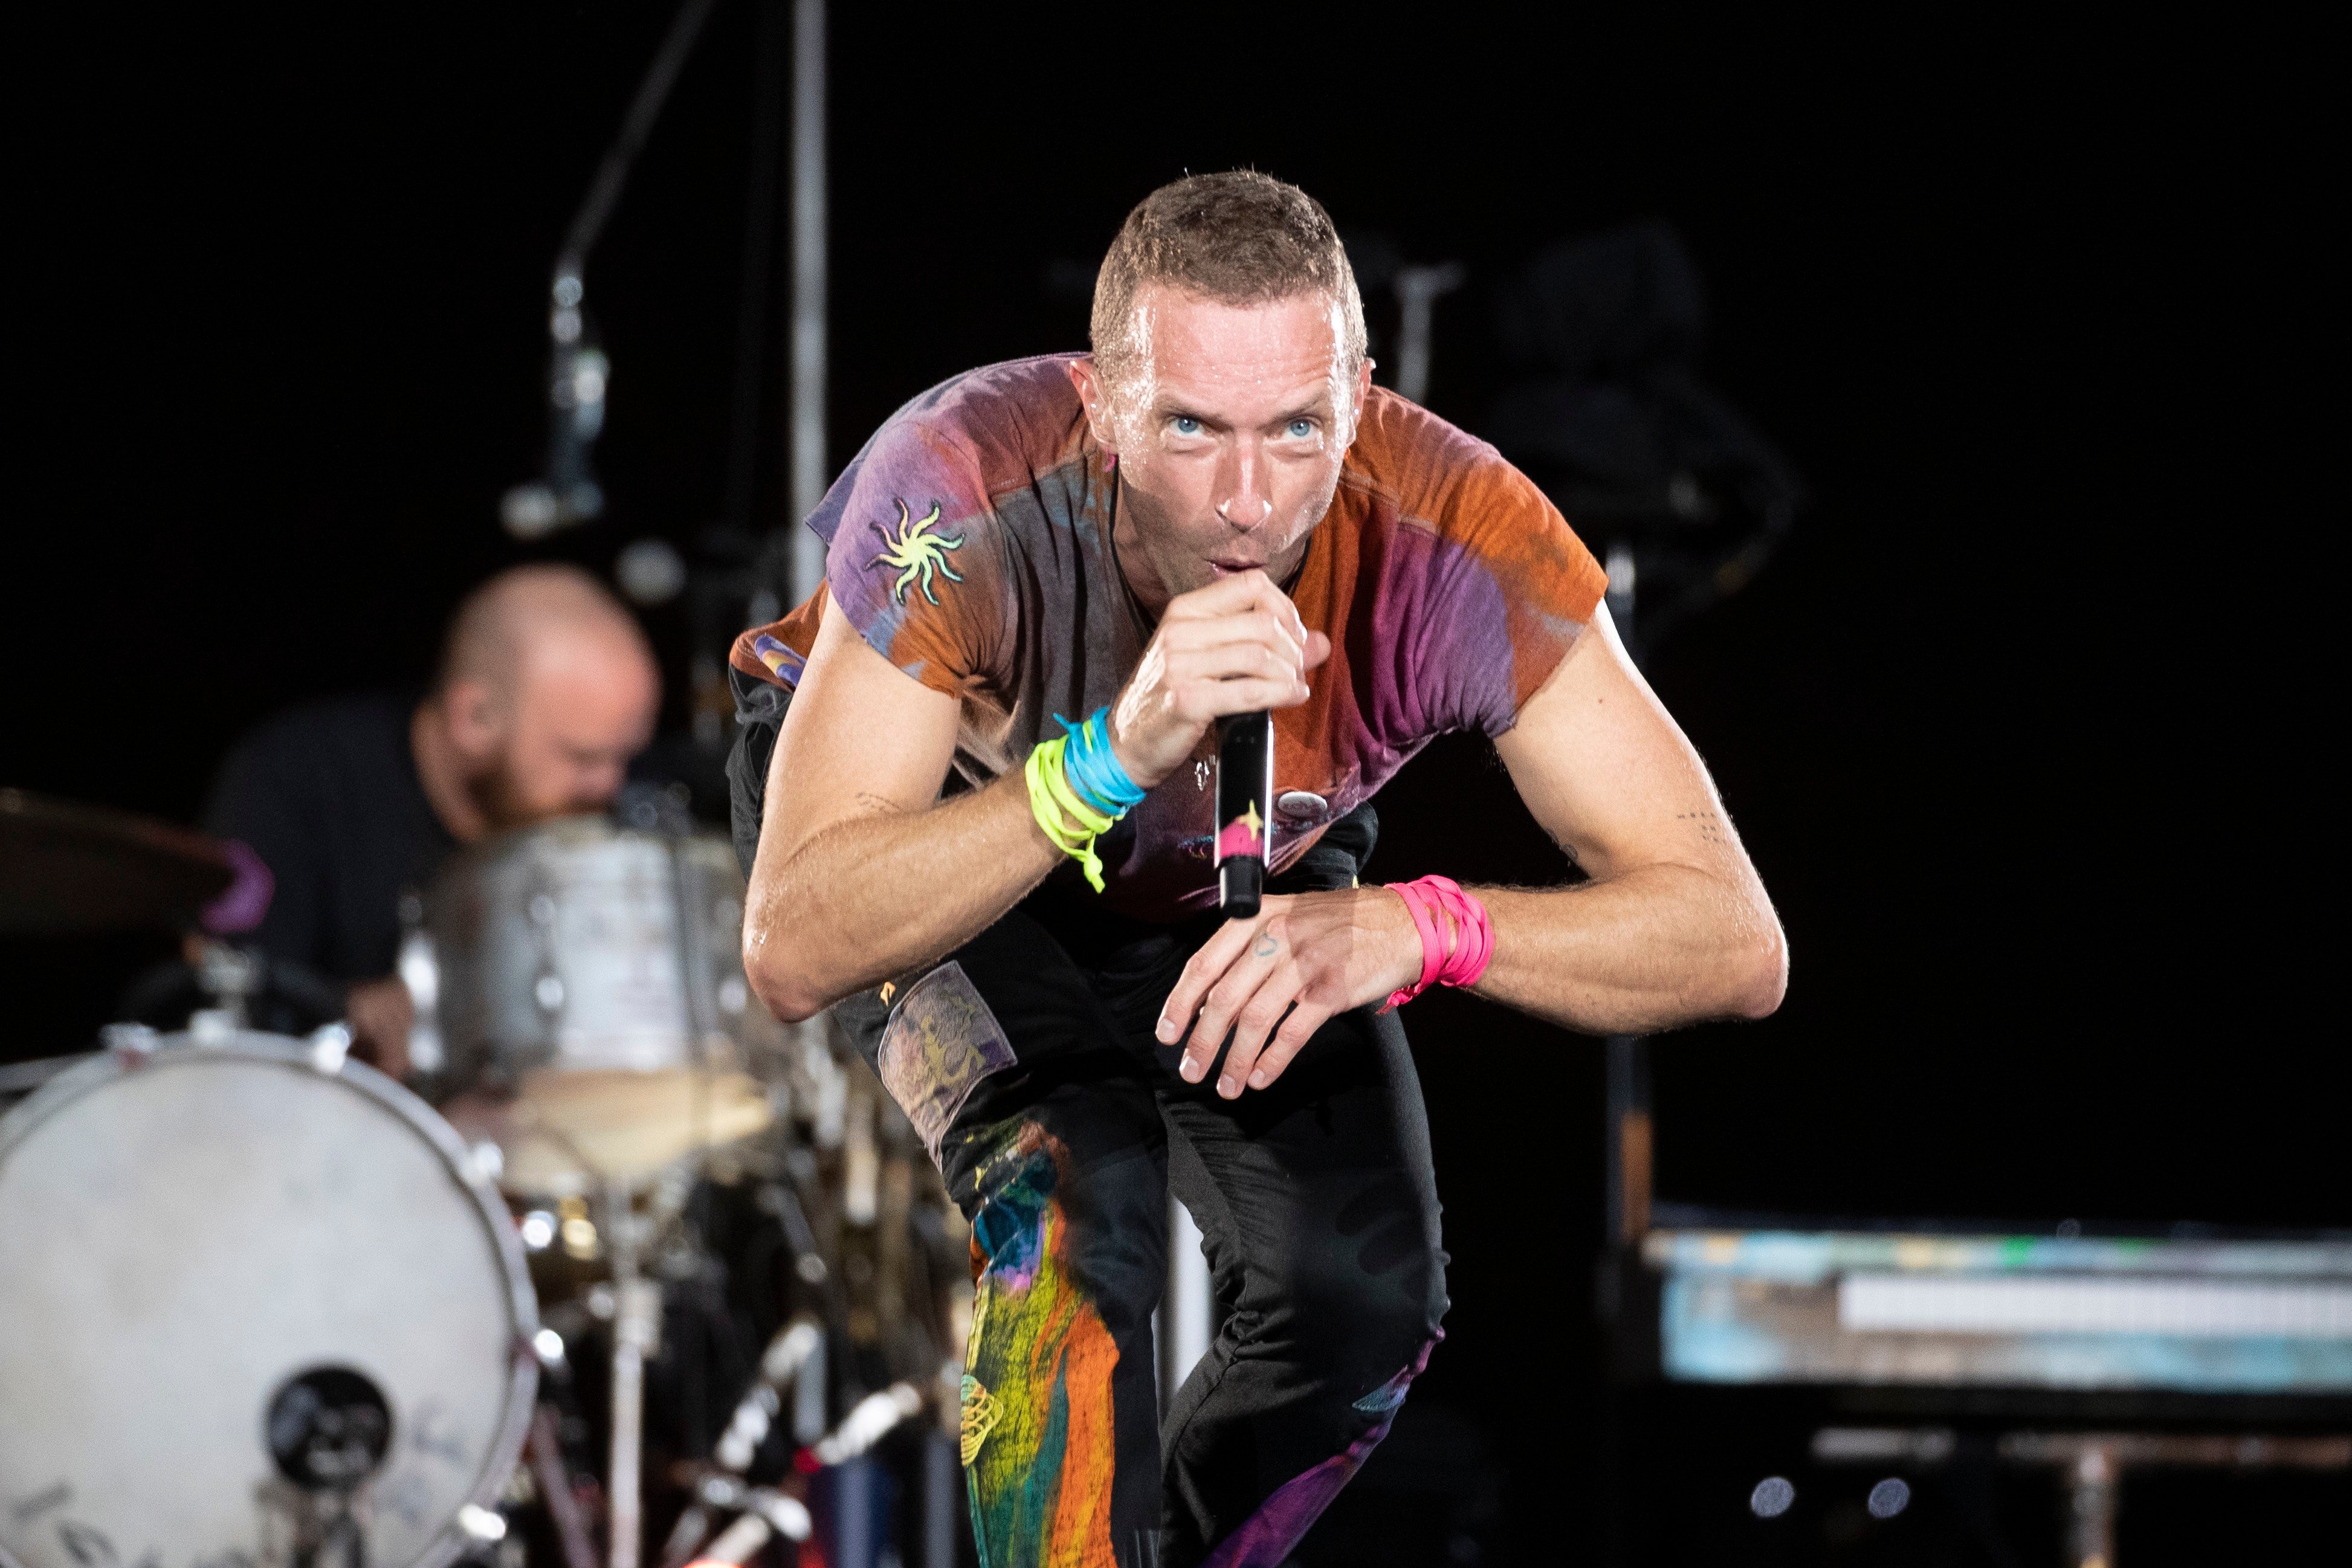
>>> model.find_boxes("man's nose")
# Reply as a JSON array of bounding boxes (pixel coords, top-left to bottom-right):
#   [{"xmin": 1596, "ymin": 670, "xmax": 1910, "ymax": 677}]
[{"xmin": 1214, "ymin": 439, "xmax": 1273, "ymax": 530}]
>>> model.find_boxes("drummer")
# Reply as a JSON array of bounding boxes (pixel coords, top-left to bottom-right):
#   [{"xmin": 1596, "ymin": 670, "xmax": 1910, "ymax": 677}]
[{"xmin": 203, "ymin": 564, "xmax": 661, "ymax": 1071}]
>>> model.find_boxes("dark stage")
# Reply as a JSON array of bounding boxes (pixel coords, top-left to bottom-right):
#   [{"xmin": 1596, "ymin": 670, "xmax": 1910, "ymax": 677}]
[{"xmin": 4, "ymin": 6, "xmax": 2342, "ymax": 1565}]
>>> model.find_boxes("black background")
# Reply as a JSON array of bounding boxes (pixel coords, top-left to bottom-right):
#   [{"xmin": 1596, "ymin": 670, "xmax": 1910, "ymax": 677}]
[{"xmin": 6, "ymin": 5, "xmax": 2341, "ymax": 1561}]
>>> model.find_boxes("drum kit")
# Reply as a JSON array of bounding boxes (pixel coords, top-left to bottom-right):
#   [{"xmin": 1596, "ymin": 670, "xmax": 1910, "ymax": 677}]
[{"xmin": 0, "ymin": 789, "xmax": 970, "ymax": 1568}]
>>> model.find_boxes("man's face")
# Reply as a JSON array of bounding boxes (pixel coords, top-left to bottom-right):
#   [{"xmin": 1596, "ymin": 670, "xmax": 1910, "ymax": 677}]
[
  {"xmin": 1077, "ymin": 287, "xmax": 1370, "ymax": 608},
  {"xmin": 457, "ymin": 634, "xmax": 660, "ymax": 830}
]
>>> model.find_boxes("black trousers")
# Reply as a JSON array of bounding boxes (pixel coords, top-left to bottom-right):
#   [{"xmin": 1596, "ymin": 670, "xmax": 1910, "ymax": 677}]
[{"xmin": 835, "ymin": 809, "xmax": 1450, "ymax": 1568}]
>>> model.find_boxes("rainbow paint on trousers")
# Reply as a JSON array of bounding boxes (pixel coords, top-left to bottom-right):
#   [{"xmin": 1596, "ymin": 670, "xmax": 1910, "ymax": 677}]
[{"xmin": 961, "ymin": 1125, "xmax": 1120, "ymax": 1567}]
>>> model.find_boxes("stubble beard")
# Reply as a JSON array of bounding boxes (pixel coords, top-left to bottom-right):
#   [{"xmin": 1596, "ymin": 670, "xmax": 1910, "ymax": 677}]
[{"xmin": 465, "ymin": 754, "xmax": 543, "ymax": 836}]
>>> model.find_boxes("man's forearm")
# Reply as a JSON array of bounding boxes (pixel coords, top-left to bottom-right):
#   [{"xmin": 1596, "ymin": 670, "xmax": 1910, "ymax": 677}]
[
  {"xmin": 745, "ymin": 770, "xmax": 1059, "ymax": 1020},
  {"xmin": 1471, "ymin": 864, "xmax": 1786, "ymax": 1034}
]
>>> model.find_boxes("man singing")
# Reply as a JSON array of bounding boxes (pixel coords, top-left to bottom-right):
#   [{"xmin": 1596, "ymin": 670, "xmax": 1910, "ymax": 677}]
[{"xmin": 728, "ymin": 172, "xmax": 1784, "ymax": 1566}]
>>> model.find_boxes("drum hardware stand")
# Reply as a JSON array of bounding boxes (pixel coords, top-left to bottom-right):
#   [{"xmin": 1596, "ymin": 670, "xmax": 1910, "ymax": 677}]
[
  {"xmin": 682, "ymin": 1481, "xmax": 815, "ymax": 1566},
  {"xmin": 191, "ymin": 937, "xmax": 261, "ymax": 1034},
  {"xmin": 529, "ymin": 1404, "xmax": 602, "ymax": 1568},
  {"xmin": 262, "ymin": 1480, "xmax": 370, "ymax": 1568},
  {"xmin": 664, "ymin": 1383, "xmax": 923, "ymax": 1567},
  {"xmin": 659, "ymin": 1317, "xmax": 822, "ymax": 1567},
  {"xmin": 606, "ymin": 1174, "xmax": 663, "ymax": 1568},
  {"xmin": 262, "ymin": 1364, "xmax": 399, "ymax": 1568}
]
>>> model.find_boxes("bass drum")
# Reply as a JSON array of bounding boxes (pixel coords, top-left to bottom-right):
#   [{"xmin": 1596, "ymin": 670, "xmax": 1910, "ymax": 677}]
[{"xmin": 0, "ymin": 1033, "xmax": 536, "ymax": 1568}]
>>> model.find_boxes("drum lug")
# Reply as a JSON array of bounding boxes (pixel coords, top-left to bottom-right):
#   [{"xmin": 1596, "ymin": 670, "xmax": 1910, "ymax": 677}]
[
  {"xmin": 307, "ymin": 1022, "xmax": 353, "ymax": 1076},
  {"xmin": 100, "ymin": 1021, "xmax": 158, "ymax": 1057}
]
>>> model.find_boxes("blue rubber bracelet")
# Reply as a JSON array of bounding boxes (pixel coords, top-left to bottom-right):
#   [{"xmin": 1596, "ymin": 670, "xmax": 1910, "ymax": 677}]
[{"xmin": 1055, "ymin": 707, "xmax": 1147, "ymax": 816}]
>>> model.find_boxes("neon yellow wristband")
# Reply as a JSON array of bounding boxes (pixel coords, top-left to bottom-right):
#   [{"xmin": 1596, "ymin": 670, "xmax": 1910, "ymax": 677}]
[{"xmin": 1024, "ymin": 739, "xmax": 1113, "ymax": 891}]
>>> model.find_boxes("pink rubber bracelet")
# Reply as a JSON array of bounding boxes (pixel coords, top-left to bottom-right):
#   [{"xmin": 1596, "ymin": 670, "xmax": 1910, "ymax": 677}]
[{"xmin": 1383, "ymin": 875, "xmax": 1494, "ymax": 1010}]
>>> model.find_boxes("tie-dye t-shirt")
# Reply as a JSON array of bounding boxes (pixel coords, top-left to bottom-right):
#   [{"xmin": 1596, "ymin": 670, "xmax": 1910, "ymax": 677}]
[{"xmin": 730, "ymin": 353, "xmax": 1608, "ymax": 922}]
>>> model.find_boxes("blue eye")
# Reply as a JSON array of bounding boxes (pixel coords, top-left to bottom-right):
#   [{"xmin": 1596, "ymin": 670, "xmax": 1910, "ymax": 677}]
[
  {"xmin": 1286, "ymin": 418, "xmax": 1314, "ymax": 439},
  {"xmin": 1172, "ymin": 416, "xmax": 1201, "ymax": 436}
]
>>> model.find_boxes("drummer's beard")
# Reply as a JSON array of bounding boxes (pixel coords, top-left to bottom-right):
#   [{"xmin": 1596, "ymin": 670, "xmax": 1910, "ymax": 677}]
[{"xmin": 468, "ymin": 755, "xmax": 548, "ymax": 834}]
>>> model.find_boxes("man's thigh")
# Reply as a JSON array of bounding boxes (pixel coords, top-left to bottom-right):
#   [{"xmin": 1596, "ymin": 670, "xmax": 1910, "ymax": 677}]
[
  {"xmin": 920, "ymin": 918, "xmax": 1174, "ymax": 1566},
  {"xmin": 1163, "ymin": 1003, "xmax": 1449, "ymax": 1382}
]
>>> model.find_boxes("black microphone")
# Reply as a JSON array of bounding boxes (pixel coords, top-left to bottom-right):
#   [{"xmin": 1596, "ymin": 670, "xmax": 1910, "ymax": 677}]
[
  {"xmin": 502, "ymin": 268, "xmax": 610, "ymax": 539},
  {"xmin": 1215, "ymin": 711, "xmax": 1273, "ymax": 920}
]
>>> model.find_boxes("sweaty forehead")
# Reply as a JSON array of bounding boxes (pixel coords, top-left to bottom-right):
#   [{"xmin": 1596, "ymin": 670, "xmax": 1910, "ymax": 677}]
[{"xmin": 1137, "ymin": 288, "xmax": 1343, "ymax": 414}]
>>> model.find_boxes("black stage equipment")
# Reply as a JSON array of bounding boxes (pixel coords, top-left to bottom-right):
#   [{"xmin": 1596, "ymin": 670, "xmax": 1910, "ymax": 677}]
[
  {"xmin": 1485, "ymin": 221, "xmax": 1805, "ymax": 663},
  {"xmin": 1601, "ymin": 1211, "xmax": 2351, "ymax": 1564},
  {"xmin": 502, "ymin": 0, "xmax": 722, "ymax": 540}
]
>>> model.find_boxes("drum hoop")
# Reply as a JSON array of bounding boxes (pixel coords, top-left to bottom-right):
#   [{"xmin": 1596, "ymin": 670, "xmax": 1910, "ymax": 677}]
[{"xmin": 0, "ymin": 1031, "xmax": 540, "ymax": 1568}]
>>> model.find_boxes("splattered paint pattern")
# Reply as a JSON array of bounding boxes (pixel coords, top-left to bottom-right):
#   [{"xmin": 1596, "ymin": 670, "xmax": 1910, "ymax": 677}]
[{"xmin": 960, "ymin": 1125, "xmax": 1120, "ymax": 1568}]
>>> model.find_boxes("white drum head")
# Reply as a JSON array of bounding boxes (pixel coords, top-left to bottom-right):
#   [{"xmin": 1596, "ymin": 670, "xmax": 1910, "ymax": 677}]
[{"xmin": 0, "ymin": 1034, "xmax": 536, "ymax": 1568}]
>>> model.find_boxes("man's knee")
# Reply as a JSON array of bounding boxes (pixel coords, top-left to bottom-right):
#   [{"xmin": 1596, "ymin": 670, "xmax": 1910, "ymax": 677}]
[
  {"xmin": 1321, "ymin": 1173, "xmax": 1449, "ymax": 1364},
  {"xmin": 1297, "ymin": 1233, "xmax": 1448, "ymax": 1392}
]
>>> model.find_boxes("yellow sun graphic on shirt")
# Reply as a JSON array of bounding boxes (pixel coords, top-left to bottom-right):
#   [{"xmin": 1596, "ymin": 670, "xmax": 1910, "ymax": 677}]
[{"xmin": 868, "ymin": 498, "xmax": 966, "ymax": 606}]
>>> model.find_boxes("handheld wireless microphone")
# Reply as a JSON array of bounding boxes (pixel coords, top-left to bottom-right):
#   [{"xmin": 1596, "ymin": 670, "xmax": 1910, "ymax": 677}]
[{"xmin": 1214, "ymin": 711, "xmax": 1273, "ymax": 919}]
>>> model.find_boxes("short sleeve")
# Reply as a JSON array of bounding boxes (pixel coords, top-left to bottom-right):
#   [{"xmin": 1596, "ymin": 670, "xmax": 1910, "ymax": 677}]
[
  {"xmin": 1427, "ymin": 453, "xmax": 1609, "ymax": 737},
  {"xmin": 807, "ymin": 414, "xmax": 1004, "ymax": 697},
  {"xmin": 1340, "ymin": 390, "xmax": 1609, "ymax": 743}
]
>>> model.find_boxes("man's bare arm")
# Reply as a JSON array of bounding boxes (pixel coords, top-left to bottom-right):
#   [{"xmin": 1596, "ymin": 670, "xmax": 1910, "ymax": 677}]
[
  {"xmin": 743, "ymin": 572, "xmax": 1328, "ymax": 1022},
  {"xmin": 741, "ymin": 607, "xmax": 1052, "ymax": 1022},
  {"xmin": 1159, "ymin": 601, "xmax": 1785, "ymax": 1095},
  {"xmin": 1477, "ymin": 601, "xmax": 1786, "ymax": 1031}
]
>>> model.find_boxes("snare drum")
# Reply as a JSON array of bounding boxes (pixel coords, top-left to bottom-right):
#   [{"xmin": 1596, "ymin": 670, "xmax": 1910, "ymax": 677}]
[
  {"xmin": 424, "ymin": 817, "xmax": 782, "ymax": 1195},
  {"xmin": 0, "ymin": 1031, "xmax": 537, "ymax": 1568}
]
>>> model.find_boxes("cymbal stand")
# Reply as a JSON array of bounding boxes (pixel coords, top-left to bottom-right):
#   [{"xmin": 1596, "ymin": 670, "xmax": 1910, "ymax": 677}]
[
  {"xmin": 607, "ymin": 1173, "xmax": 661, "ymax": 1568},
  {"xmin": 668, "ymin": 1385, "xmax": 924, "ymax": 1567},
  {"xmin": 660, "ymin": 1318, "xmax": 824, "ymax": 1566},
  {"xmin": 260, "ymin": 1476, "xmax": 369, "ymax": 1568},
  {"xmin": 528, "ymin": 1405, "xmax": 600, "ymax": 1568}
]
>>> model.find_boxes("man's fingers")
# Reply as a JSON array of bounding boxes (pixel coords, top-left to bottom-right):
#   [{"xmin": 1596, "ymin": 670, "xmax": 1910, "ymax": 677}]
[
  {"xmin": 1159, "ymin": 918, "xmax": 1259, "ymax": 1070},
  {"xmin": 1160, "ymin": 608, "xmax": 1303, "ymax": 660},
  {"xmin": 1187, "ymin": 956, "xmax": 1281, "ymax": 1092},
  {"xmin": 1163, "ymin": 640, "xmax": 1304, "ymax": 687},
  {"xmin": 1178, "ymin": 676, "xmax": 1314, "ymax": 718},
  {"xmin": 1165, "ymin": 567, "xmax": 1295, "ymax": 624},
  {"xmin": 1166, "ymin": 573, "xmax": 1316, "ymax": 659},
  {"xmin": 1244, "ymin": 1000, "xmax": 1331, "ymax": 1091},
  {"xmin": 1218, "ymin": 972, "xmax": 1305, "ymax": 1097}
]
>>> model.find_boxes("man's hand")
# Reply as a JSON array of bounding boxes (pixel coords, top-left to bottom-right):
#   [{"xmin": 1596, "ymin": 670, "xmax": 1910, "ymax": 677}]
[
  {"xmin": 345, "ymin": 975, "xmax": 415, "ymax": 1079},
  {"xmin": 1109, "ymin": 570, "xmax": 1331, "ymax": 787},
  {"xmin": 1155, "ymin": 886, "xmax": 1422, "ymax": 1098}
]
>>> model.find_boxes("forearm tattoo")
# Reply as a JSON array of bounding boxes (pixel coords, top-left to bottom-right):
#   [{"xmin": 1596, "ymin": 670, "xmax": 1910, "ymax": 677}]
[{"xmin": 1675, "ymin": 807, "xmax": 1729, "ymax": 847}]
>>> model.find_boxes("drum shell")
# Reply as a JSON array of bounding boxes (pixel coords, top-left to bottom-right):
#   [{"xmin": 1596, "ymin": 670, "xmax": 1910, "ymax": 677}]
[
  {"xmin": 0, "ymin": 1032, "xmax": 537, "ymax": 1568},
  {"xmin": 425, "ymin": 818, "xmax": 781, "ymax": 1092}
]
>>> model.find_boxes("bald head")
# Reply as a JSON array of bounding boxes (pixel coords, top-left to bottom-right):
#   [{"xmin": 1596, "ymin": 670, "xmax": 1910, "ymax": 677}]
[
  {"xmin": 437, "ymin": 564, "xmax": 648, "ymax": 700},
  {"xmin": 421, "ymin": 564, "xmax": 661, "ymax": 837}
]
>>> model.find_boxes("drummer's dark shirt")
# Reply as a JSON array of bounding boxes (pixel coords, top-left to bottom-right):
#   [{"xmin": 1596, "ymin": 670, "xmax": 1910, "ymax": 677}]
[{"xmin": 202, "ymin": 692, "xmax": 456, "ymax": 984}]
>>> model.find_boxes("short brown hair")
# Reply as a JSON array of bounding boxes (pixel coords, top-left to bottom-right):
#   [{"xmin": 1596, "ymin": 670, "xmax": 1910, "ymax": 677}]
[{"xmin": 1090, "ymin": 170, "xmax": 1367, "ymax": 387}]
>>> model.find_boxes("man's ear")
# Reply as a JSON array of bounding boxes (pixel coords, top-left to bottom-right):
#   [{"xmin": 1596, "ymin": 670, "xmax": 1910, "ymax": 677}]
[
  {"xmin": 1068, "ymin": 355, "xmax": 1120, "ymax": 455},
  {"xmin": 442, "ymin": 678, "xmax": 505, "ymax": 759}
]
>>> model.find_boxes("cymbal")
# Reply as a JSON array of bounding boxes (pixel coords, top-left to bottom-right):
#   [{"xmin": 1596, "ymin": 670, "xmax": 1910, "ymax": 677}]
[{"xmin": 0, "ymin": 789, "xmax": 236, "ymax": 935}]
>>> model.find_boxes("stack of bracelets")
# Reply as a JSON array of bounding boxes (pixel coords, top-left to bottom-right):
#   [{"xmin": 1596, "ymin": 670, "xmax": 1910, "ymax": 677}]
[
  {"xmin": 1024, "ymin": 707, "xmax": 1148, "ymax": 892},
  {"xmin": 1381, "ymin": 873, "xmax": 1494, "ymax": 1010},
  {"xmin": 1024, "ymin": 714, "xmax": 1495, "ymax": 1005}
]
